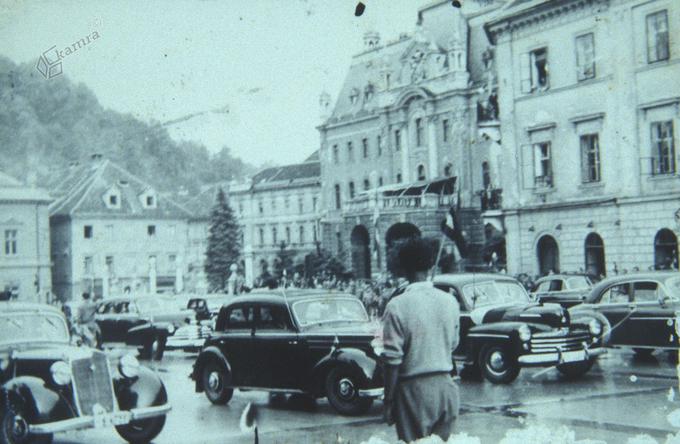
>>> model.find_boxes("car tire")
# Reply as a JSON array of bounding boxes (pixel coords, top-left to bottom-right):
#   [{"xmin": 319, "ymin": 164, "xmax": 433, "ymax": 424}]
[
  {"xmin": 325, "ymin": 367, "xmax": 373, "ymax": 416},
  {"xmin": 202, "ymin": 361, "xmax": 233, "ymax": 405},
  {"xmin": 479, "ymin": 344, "xmax": 520, "ymax": 384},
  {"xmin": 0, "ymin": 406, "xmax": 53, "ymax": 444},
  {"xmin": 556, "ymin": 358, "xmax": 595, "ymax": 379},
  {"xmin": 140, "ymin": 336, "xmax": 165, "ymax": 361},
  {"xmin": 115, "ymin": 415, "xmax": 166, "ymax": 444},
  {"xmin": 633, "ymin": 348, "xmax": 655, "ymax": 358}
]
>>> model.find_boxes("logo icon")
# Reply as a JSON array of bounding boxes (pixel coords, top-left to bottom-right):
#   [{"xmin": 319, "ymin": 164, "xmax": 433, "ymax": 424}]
[{"xmin": 35, "ymin": 46, "xmax": 63, "ymax": 79}]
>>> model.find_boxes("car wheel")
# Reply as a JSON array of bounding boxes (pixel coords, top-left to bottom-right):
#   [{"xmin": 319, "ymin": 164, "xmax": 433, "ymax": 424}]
[
  {"xmin": 0, "ymin": 407, "xmax": 53, "ymax": 444},
  {"xmin": 115, "ymin": 415, "xmax": 166, "ymax": 444},
  {"xmin": 479, "ymin": 344, "xmax": 520, "ymax": 384},
  {"xmin": 556, "ymin": 358, "xmax": 595, "ymax": 379},
  {"xmin": 152, "ymin": 336, "xmax": 166, "ymax": 361},
  {"xmin": 633, "ymin": 348, "xmax": 655, "ymax": 358},
  {"xmin": 325, "ymin": 367, "xmax": 373, "ymax": 416},
  {"xmin": 202, "ymin": 361, "xmax": 233, "ymax": 405}
]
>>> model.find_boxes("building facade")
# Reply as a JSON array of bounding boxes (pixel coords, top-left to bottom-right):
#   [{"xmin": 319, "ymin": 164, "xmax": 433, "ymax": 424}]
[
  {"xmin": 0, "ymin": 171, "xmax": 52, "ymax": 303},
  {"xmin": 49, "ymin": 155, "xmax": 193, "ymax": 301},
  {"xmin": 230, "ymin": 157, "xmax": 322, "ymax": 286},
  {"xmin": 487, "ymin": 0, "xmax": 680, "ymax": 276},
  {"xmin": 318, "ymin": 0, "xmax": 506, "ymax": 278}
]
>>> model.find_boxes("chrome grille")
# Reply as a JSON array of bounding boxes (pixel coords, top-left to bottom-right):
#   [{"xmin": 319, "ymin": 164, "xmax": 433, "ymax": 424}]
[
  {"xmin": 71, "ymin": 351, "xmax": 115, "ymax": 415},
  {"xmin": 530, "ymin": 333, "xmax": 591, "ymax": 353}
]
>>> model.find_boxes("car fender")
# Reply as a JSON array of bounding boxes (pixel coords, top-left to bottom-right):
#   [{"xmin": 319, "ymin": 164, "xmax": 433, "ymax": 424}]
[
  {"xmin": 1, "ymin": 376, "xmax": 73, "ymax": 423},
  {"xmin": 568, "ymin": 307, "xmax": 612, "ymax": 344},
  {"xmin": 192, "ymin": 346, "xmax": 231, "ymax": 392},
  {"xmin": 465, "ymin": 322, "xmax": 526, "ymax": 359},
  {"xmin": 126, "ymin": 323, "xmax": 169, "ymax": 346},
  {"xmin": 311, "ymin": 347, "xmax": 377, "ymax": 395},
  {"xmin": 114, "ymin": 366, "xmax": 168, "ymax": 411}
]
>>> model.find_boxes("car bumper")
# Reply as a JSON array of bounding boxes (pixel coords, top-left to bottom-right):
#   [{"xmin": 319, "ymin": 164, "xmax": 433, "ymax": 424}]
[
  {"xmin": 518, "ymin": 347, "xmax": 606, "ymax": 366},
  {"xmin": 166, "ymin": 336, "xmax": 207, "ymax": 349},
  {"xmin": 29, "ymin": 403, "xmax": 171, "ymax": 434},
  {"xmin": 358, "ymin": 387, "xmax": 384, "ymax": 398}
]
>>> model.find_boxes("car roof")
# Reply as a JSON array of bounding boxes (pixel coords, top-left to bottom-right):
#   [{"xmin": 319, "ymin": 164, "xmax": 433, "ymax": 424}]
[
  {"xmin": 433, "ymin": 273, "xmax": 519, "ymax": 287},
  {"xmin": 0, "ymin": 302, "xmax": 65, "ymax": 316},
  {"xmin": 226, "ymin": 289, "xmax": 356, "ymax": 307},
  {"xmin": 535, "ymin": 274, "xmax": 590, "ymax": 282},
  {"xmin": 589, "ymin": 271, "xmax": 679, "ymax": 294}
]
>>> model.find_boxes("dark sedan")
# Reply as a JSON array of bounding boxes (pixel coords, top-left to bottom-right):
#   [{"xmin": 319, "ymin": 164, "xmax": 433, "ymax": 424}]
[
  {"xmin": 571, "ymin": 271, "xmax": 680, "ymax": 357},
  {"xmin": 432, "ymin": 273, "xmax": 606, "ymax": 383},
  {"xmin": 191, "ymin": 290, "xmax": 384, "ymax": 416},
  {"xmin": 532, "ymin": 274, "xmax": 593, "ymax": 307}
]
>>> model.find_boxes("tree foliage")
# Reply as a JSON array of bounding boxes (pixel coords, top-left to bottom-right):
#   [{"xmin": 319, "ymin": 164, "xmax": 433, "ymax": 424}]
[
  {"xmin": 303, "ymin": 249, "xmax": 347, "ymax": 280},
  {"xmin": 273, "ymin": 242, "xmax": 297, "ymax": 280},
  {"xmin": 205, "ymin": 188, "xmax": 242, "ymax": 291},
  {"xmin": 0, "ymin": 57, "xmax": 253, "ymax": 192}
]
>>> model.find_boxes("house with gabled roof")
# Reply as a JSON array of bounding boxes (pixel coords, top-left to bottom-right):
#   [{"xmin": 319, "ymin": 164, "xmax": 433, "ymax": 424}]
[
  {"xmin": 0, "ymin": 171, "xmax": 52, "ymax": 303},
  {"xmin": 49, "ymin": 154, "xmax": 193, "ymax": 301}
]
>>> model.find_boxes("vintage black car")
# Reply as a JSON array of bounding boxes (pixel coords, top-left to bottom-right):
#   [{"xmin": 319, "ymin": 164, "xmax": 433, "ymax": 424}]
[
  {"xmin": 572, "ymin": 271, "xmax": 680, "ymax": 357},
  {"xmin": 532, "ymin": 274, "xmax": 594, "ymax": 308},
  {"xmin": 186, "ymin": 294, "xmax": 231, "ymax": 322},
  {"xmin": 0, "ymin": 302, "xmax": 170, "ymax": 444},
  {"xmin": 191, "ymin": 290, "xmax": 384, "ymax": 416},
  {"xmin": 431, "ymin": 273, "xmax": 606, "ymax": 384},
  {"xmin": 95, "ymin": 296, "xmax": 208, "ymax": 360}
]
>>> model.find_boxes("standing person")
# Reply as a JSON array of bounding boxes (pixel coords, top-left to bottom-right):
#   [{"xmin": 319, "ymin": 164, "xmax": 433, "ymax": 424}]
[
  {"xmin": 381, "ymin": 238, "xmax": 460, "ymax": 443},
  {"xmin": 77, "ymin": 292, "xmax": 100, "ymax": 348}
]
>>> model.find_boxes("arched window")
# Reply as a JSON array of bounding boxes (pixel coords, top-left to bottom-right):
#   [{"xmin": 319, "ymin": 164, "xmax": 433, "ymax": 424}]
[
  {"xmin": 417, "ymin": 164, "xmax": 426, "ymax": 181},
  {"xmin": 537, "ymin": 235, "xmax": 560, "ymax": 275},
  {"xmin": 272, "ymin": 227, "xmax": 278, "ymax": 245},
  {"xmin": 654, "ymin": 228, "xmax": 678, "ymax": 270},
  {"xmin": 363, "ymin": 178, "xmax": 370, "ymax": 190},
  {"xmin": 444, "ymin": 163, "xmax": 453, "ymax": 177},
  {"xmin": 396, "ymin": 173, "xmax": 403, "ymax": 183},
  {"xmin": 584, "ymin": 233, "xmax": 606, "ymax": 278}
]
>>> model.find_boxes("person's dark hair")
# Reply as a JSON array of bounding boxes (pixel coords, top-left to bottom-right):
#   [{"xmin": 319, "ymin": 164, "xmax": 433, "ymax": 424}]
[
  {"xmin": 398, "ymin": 237, "xmax": 435, "ymax": 275},
  {"xmin": 82, "ymin": 292, "xmax": 91, "ymax": 300}
]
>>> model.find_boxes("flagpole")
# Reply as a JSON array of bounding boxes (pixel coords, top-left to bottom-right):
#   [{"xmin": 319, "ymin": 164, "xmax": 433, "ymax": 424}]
[{"xmin": 430, "ymin": 182, "xmax": 450, "ymax": 281}]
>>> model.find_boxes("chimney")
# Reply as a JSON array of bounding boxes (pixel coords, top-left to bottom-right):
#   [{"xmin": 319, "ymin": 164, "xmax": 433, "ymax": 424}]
[
  {"xmin": 363, "ymin": 31, "xmax": 380, "ymax": 50},
  {"xmin": 90, "ymin": 153, "xmax": 104, "ymax": 169}
]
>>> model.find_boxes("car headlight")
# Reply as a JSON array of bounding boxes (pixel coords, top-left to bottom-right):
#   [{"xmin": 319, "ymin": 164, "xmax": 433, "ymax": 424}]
[
  {"xmin": 50, "ymin": 361, "xmax": 72, "ymax": 386},
  {"xmin": 518, "ymin": 325, "xmax": 532, "ymax": 342},
  {"xmin": 119, "ymin": 354, "xmax": 140, "ymax": 378},
  {"xmin": 167, "ymin": 324, "xmax": 175, "ymax": 334},
  {"xmin": 370, "ymin": 337, "xmax": 384, "ymax": 356},
  {"xmin": 675, "ymin": 311, "xmax": 680, "ymax": 336},
  {"xmin": 589, "ymin": 319, "xmax": 602, "ymax": 336}
]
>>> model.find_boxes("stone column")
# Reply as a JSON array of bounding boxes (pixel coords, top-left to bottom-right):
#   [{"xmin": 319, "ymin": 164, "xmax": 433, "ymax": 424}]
[
  {"xmin": 427, "ymin": 116, "xmax": 439, "ymax": 178},
  {"xmin": 401, "ymin": 124, "xmax": 410, "ymax": 183},
  {"xmin": 244, "ymin": 245, "xmax": 254, "ymax": 288}
]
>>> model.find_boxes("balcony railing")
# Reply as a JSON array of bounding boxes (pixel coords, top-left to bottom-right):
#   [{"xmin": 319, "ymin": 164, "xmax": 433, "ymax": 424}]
[
  {"xmin": 346, "ymin": 193, "xmax": 456, "ymax": 212},
  {"xmin": 480, "ymin": 188, "xmax": 503, "ymax": 212}
]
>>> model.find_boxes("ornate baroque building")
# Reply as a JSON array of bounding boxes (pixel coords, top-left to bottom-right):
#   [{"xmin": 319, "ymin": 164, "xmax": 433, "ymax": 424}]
[
  {"xmin": 486, "ymin": 0, "xmax": 680, "ymax": 276},
  {"xmin": 318, "ymin": 0, "xmax": 506, "ymax": 278}
]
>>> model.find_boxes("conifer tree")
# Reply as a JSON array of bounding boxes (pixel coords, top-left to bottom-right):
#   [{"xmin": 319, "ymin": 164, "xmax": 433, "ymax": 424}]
[{"xmin": 205, "ymin": 188, "xmax": 241, "ymax": 291}]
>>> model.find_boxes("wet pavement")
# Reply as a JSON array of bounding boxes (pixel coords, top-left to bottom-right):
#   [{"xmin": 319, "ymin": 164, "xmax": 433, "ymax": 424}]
[{"xmin": 55, "ymin": 349, "xmax": 680, "ymax": 443}]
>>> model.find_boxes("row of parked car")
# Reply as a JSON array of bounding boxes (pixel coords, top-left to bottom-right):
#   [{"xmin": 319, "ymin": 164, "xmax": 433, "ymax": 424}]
[{"xmin": 1, "ymin": 271, "xmax": 678, "ymax": 443}]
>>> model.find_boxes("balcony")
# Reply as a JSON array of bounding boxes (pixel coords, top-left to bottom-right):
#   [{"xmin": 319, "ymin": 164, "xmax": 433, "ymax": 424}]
[
  {"xmin": 346, "ymin": 193, "xmax": 456, "ymax": 213},
  {"xmin": 479, "ymin": 188, "xmax": 503, "ymax": 212}
]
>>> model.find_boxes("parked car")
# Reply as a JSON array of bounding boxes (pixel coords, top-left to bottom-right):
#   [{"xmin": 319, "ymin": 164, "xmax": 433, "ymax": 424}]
[
  {"xmin": 186, "ymin": 294, "xmax": 231, "ymax": 322},
  {"xmin": 191, "ymin": 290, "xmax": 384, "ymax": 416},
  {"xmin": 95, "ymin": 296, "xmax": 207, "ymax": 360},
  {"xmin": 0, "ymin": 302, "xmax": 170, "ymax": 444},
  {"xmin": 571, "ymin": 271, "xmax": 680, "ymax": 357},
  {"xmin": 532, "ymin": 274, "xmax": 594, "ymax": 307},
  {"xmin": 431, "ymin": 273, "xmax": 606, "ymax": 384}
]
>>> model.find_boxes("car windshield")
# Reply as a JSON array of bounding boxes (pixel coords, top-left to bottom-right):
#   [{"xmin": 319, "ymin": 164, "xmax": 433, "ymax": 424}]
[
  {"xmin": 0, "ymin": 313, "xmax": 69, "ymax": 345},
  {"xmin": 292, "ymin": 297, "xmax": 368, "ymax": 327},
  {"xmin": 462, "ymin": 281, "xmax": 530, "ymax": 309},
  {"xmin": 566, "ymin": 276, "xmax": 591, "ymax": 290},
  {"xmin": 136, "ymin": 298, "xmax": 162, "ymax": 313}
]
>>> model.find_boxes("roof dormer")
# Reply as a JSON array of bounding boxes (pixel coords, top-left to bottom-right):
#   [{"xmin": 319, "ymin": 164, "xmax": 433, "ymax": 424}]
[
  {"xmin": 139, "ymin": 188, "xmax": 157, "ymax": 209},
  {"xmin": 103, "ymin": 186, "xmax": 121, "ymax": 209}
]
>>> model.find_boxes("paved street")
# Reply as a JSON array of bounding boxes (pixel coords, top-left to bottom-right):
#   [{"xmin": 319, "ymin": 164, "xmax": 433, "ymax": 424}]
[{"xmin": 55, "ymin": 349, "xmax": 680, "ymax": 444}]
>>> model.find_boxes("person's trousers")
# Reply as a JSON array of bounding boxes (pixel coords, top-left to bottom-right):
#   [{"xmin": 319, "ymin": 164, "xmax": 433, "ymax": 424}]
[{"xmin": 393, "ymin": 372, "xmax": 459, "ymax": 443}]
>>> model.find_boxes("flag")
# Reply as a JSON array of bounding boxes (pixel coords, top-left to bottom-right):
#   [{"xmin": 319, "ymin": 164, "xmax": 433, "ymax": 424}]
[{"xmin": 440, "ymin": 188, "xmax": 469, "ymax": 258}]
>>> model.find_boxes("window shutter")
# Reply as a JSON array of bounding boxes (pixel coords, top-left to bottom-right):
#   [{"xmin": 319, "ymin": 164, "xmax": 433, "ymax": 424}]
[
  {"xmin": 579, "ymin": 136, "xmax": 588, "ymax": 182},
  {"xmin": 521, "ymin": 144, "xmax": 534, "ymax": 188},
  {"xmin": 520, "ymin": 53, "xmax": 532, "ymax": 93}
]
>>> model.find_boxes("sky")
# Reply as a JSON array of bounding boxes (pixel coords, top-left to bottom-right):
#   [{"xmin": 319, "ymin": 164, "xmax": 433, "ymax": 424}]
[{"xmin": 0, "ymin": 0, "xmax": 434, "ymax": 167}]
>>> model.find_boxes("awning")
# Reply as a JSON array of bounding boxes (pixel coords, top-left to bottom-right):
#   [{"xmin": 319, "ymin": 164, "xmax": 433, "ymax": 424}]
[{"xmin": 359, "ymin": 176, "xmax": 457, "ymax": 198}]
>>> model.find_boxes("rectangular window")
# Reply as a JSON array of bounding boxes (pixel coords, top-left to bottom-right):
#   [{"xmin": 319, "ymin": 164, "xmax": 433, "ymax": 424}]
[
  {"xmin": 298, "ymin": 197, "xmax": 304, "ymax": 214},
  {"xmin": 168, "ymin": 254, "xmax": 176, "ymax": 270},
  {"xmin": 146, "ymin": 196, "xmax": 154, "ymax": 207},
  {"xmin": 379, "ymin": 177, "xmax": 384, "ymax": 187},
  {"xmin": 313, "ymin": 225, "xmax": 318, "ymax": 242},
  {"xmin": 336, "ymin": 232, "xmax": 342, "ymax": 253},
  {"xmin": 284, "ymin": 197, "xmax": 289, "ymax": 210},
  {"xmin": 396, "ymin": 173, "xmax": 403, "ymax": 183},
  {"xmin": 299, "ymin": 226, "xmax": 305, "ymax": 244},
  {"xmin": 272, "ymin": 227, "xmax": 278, "ymax": 245},
  {"xmin": 349, "ymin": 181, "xmax": 355, "ymax": 199},
  {"xmin": 4, "ymin": 229, "xmax": 17, "ymax": 255},
  {"xmin": 332, "ymin": 144, "xmax": 339, "ymax": 163},
  {"xmin": 377, "ymin": 135, "xmax": 382, "ymax": 156},
  {"xmin": 272, "ymin": 199, "xmax": 277, "ymax": 211},
  {"xmin": 362, "ymin": 138, "xmax": 369, "ymax": 158},
  {"xmin": 285, "ymin": 226, "xmax": 291, "ymax": 244},
  {"xmin": 521, "ymin": 48, "xmax": 549, "ymax": 93},
  {"xmin": 147, "ymin": 225, "xmax": 156, "ymax": 236},
  {"xmin": 259, "ymin": 228, "xmax": 265, "ymax": 246},
  {"xmin": 84, "ymin": 225, "xmax": 93, "ymax": 239},
  {"xmin": 312, "ymin": 196, "xmax": 318, "ymax": 211},
  {"xmin": 651, "ymin": 121, "xmax": 676, "ymax": 175},
  {"xmin": 647, "ymin": 10, "xmax": 669, "ymax": 63},
  {"xmin": 258, "ymin": 201, "xmax": 264, "ymax": 214},
  {"xmin": 84, "ymin": 256, "xmax": 93, "ymax": 275},
  {"xmin": 363, "ymin": 178, "xmax": 370, "ymax": 190},
  {"xmin": 347, "ymin": 142, "xmax": 354, "ymax": 162},
  {"xmin": 395, "ymin": 129, "xmax": 401, "ymax": 151},
  {"xmin": 443, "ymin": 119, "xmax": 450, "ymax": 142},
  {"xmin": 105, "ymin": 256, "xmax": 114, "ymax": 275},
  {"xmin": 109, "ymin": 195, "xmax": 118, "ymax": 206},
  {"xmin": 580, "ymin": 134, "xmax": 601, "ymax": 183},
  {"xmin": 575, "ymin": 33, "xmax": 595, "ymax": 81},
  {"xmin": 415, "ymin": 118, "xmax": 424, "ymax": 146},
  {"xmin": 533, "ymin": 141, "xmax": 553, "ymax": 187},
  {"xmin": 334, "ymin": 184, "xmax": 341, "ymax": 210}
]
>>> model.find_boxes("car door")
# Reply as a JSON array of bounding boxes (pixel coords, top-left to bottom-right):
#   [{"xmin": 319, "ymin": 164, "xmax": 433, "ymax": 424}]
[
  {"xmin": 434, "ymin": 284, "xmax": 469, "ymax": 358},
  {"xmin": 251, "ymin": 304, "xmax": 304, "ymax": 389},
  {"xmin": 113, "ymin": 301, "xmax": 143, "ymax": 343},
  {"xmin": 215, "ymin": 304, "xmax": 256, "ymax": 387},
  {"xmin": 95, "ymin": 301, "xmax": 117, "ymax": 342},
  {"xmin": 627, "ymin": 281, "xmax": 676, "ymax": 349},
  {"xmin": 593, "ymin": 282, "xmax": 635, "ymax": 346}
]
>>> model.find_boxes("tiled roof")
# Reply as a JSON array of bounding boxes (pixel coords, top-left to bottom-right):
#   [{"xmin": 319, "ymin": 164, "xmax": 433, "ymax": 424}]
[
  {"xmin": 304, "ymin": 151, "xmax": 319, "ymax": 162},
  {"xmin": 251, "ymin": 161, "xmax": 320, "ymax": 185},
  {"xmin": 49, "ymin": 159, "xmax": 192, "ymax": 219},
  {"xmin": 172, "ymin": 183, "xmax": 228, "ymax": 220}
]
